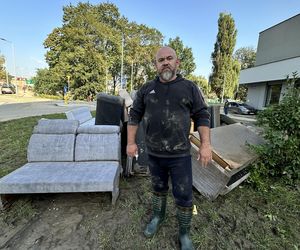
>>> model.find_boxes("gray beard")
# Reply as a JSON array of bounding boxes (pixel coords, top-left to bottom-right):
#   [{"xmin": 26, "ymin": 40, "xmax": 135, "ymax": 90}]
[{"xmin": 160, "ymin": 69, "xmax": 175, "ymax": 82}]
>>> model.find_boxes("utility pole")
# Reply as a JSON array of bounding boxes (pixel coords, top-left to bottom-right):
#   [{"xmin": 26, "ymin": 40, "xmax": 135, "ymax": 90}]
[
  {"xmin": 4, "ymin": 57, "xmax": 9, "ymax": 84},
  {"xmin": 67, "ymin": 75, "xmax": 70, "ymax": 91},
  {"xmin": 120, "ymin": 35, "xmax": 124, "ymax": 90},
  {"xmin": 105, "ymin": 67, "xmax": 108, "ymax": 93},
  {"xmin": 0, "ymin": 37, "xmax": 17, "ymax": 95},
  {"xmin": 131, "ymin": 60, "xmax": 133, "ymax": 92}
]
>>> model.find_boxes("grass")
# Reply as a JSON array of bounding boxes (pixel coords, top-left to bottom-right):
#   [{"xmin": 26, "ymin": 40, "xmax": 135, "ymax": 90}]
[
  {"xmin": 0, "ymin": 114, "xmax": 299, "ymax": 249},
  {"xmin": 0, "ymin": 113, "xmax": 66, "ymax": 177}
]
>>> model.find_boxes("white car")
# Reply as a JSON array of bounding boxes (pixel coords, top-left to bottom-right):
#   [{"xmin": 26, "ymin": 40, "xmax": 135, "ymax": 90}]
[{"xmin": 1, "ymin": 83, "xmax": 15, "ymax": 94}]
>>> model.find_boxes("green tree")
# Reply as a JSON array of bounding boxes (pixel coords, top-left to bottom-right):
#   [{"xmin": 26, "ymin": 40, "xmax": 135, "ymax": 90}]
[
  {"xmin": 33, "ymin": 68, "xmax": 62, "ymax": 95},
  {"xmin": 167, "ymin": 37, "xmax": 196, "ymax": 77},
  {"xmin": 234, "ymin": 46, "xmax": 256, "ymax": 70},
  {"xmin": 44, "ymin": 2, "xmax": 113, "ymax": 99},
  {"xmin": 39, "ymin": 2, "xmax": 163, "ymax": 98},
  {"xmin": 0, "ymin": 55, "xmax": 8, "ymax": 82},
  {"xmin": 233, "ymin": 46, "xmax": 256, "ymax": 101},
  {"xmin": 209, "ymin": 13, "xmax": 240, "ymax": 99},
  {"xmin": 122, "ymin": 22, "xmax": 163, "ymax": 91},
  {"xmin": 188, "ymin": 74, "xmax": 209, "ymax": 96}
]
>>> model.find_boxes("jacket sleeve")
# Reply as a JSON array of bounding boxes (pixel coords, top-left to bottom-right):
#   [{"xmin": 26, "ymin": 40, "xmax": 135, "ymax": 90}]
[
  {"xmin": 128, "ymin": 87, "xmax": 145, "ymax": 125},
  {"xmin": 191, "ymin": 84, "xmax": 211, "ymax": 128}
]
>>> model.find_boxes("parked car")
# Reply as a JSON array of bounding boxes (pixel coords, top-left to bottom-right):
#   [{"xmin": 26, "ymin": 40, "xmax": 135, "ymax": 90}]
[
  {"xmin": 227, "ymin": 101, "xmax": 258, "ymax": 115},
  {"xmin": 1, "ymin": 83, "xmax": 16, "ymax": 94}
]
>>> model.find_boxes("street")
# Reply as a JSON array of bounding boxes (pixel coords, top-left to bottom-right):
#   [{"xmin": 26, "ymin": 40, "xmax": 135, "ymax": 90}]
[{"xmin": 0, "ymin": 101, "xmax": 96, "ymax": 122}]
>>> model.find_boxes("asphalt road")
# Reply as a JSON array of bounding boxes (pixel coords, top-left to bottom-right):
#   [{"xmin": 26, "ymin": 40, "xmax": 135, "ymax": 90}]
[
  {"xmin": 0, "ymin": 101, "xmax": 96, "ymax": 122},
  {"xmin": 0, "ymin": 99, "xmax": 257, "ymax": 128},
  {"xmin": 226, "ymin": 113, "xmax": 257, "ymax": 126}
]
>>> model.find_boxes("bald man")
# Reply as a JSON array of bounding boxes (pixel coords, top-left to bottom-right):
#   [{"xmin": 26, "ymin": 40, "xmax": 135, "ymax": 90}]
[{"xmin": 127, "ymin": 47, "xmax": 211, "ymax": 250}]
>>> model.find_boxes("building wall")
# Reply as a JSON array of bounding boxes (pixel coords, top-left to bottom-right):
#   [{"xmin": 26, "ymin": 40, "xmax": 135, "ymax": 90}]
[
  {"xmin": 255, "ymin": 14, "xmax": 300, "ymax": 66},
  {"xmin": 246, "ymin": 81, "xmax": 291, "ymax": 109},
  {"xmin": 246, "ymin": 83, "xmax": 267, "ymax": 110},
  {"xmin": 239, "ymin": 57, "xmax": 300, "ymax": 84}
]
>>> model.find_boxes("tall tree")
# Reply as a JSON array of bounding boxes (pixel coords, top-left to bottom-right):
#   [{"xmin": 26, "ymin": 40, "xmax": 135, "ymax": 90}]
[
  {"xmin": 41, "ymin": 2, "xmax": 163, "ymax": 98},
  {"xmin": 234, "ymin": 46, "xmax": 256, "ymax": 69},
  {"xmin": 167, "ymin": 37, "xmax": 196, "ymax": 77},
  {"xmin": 188, "ymin": 74, "xmax": 210, "ymax": 96},
  {"xmin": 122, "ymin": 22, "xmax": 163, "ymax": 91},
  {"xmin": 209, "ymin": 13, "xmax": 240, "ymax": 99},
  {"xmin": 233, "ymin": 47, "xmax": 256, "ymax": 101}
]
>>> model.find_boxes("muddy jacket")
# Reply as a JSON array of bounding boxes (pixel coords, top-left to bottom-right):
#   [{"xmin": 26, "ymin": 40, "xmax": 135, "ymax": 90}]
[{"xmin": 128, "ymin": 75, "xmax": 210, "ymax": 157}]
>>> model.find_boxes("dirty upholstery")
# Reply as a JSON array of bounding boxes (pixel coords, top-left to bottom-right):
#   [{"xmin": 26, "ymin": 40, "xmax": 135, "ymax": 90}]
[
  {"xmin": 65, "ymin": 107, "xmax": 95, "ymax": 126},
  {"xmin": 0, "ymin": 120, "xmax": 121, "ymax": 207}
]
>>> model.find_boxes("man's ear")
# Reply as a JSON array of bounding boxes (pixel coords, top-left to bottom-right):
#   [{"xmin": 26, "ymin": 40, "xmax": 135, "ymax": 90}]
[
  {"xmin": 152, "ymin": 58, "xmax": 156, "ymax": 65},
  {"xmin": 176, "ymin": 58, "xmax": 180, "ymax": 66}
]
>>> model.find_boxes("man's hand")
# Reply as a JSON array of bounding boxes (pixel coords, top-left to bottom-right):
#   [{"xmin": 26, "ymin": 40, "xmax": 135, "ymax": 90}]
[
  {"xmin": 197, "ymin": 143, "xmax": 212, "ymax": 167},
  {"xmin": 127, "ymin": 143, "xmax": 138, "ymax": 158}
]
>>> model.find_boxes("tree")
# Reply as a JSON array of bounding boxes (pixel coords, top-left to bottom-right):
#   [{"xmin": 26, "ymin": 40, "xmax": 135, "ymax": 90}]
[
  {"xmin": 167, "ymin": 37, "xmax": 196, "ymax": 77},
  {"xmin": 188, "ymin": 74, "xmax": 209, "ymax": 96},
  {"xmin": 44, "ymin": 2, "xmax": 114, "ymax": 99},
  {"xmin": 233, "ymin": 47, "xmax": 256, "ymax": 101},
  {"xmin": 209, "ymin": 13, "xmax": 240, "ymax": 99},
  {"xmin": 234, "ymin": 46, "xmax": 256, "ymax": 70},
  {"xmin": 122, "ymin": 22, "xmax": 163, "ymax": 91},
  {"xmin": 33, "ymin": 68, "xmax": 61, "ymax": 95},
  {"xmin": 0, "ymin": 55, "xmax": 8, "ymax": 82},
  {"xmin": 39, "ymin": 2, "xmax": 163, "ymax": 98}
]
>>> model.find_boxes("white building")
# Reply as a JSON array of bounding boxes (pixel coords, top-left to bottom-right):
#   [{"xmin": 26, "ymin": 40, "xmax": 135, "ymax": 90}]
[{"xmin": 239, "ymin": 14, "xmax": 300, "ymax": 110}]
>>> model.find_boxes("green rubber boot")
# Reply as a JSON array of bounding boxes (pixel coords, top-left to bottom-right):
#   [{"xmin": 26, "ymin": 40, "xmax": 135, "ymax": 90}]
[
  {"xmin": 144, "ymin": 192, "xmax": 167, "ymax": 238},
  {"xmin": 177, "ymin": 206, "xmax": 194, "ymax": 250}
]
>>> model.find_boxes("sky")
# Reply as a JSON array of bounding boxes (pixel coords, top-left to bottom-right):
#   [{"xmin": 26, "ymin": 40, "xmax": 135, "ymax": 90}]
[{"xmin": 1, "ymin": 0, "xmax": 300, "ymax": 79}]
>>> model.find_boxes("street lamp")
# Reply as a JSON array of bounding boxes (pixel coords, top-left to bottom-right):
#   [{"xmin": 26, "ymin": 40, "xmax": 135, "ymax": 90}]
[
  {"xmin": 131, "ymin": 60, "xmax": 133, "ymax": 92},
  {"xmin": 4, "ymin": 57, "xmax": 9, "ymax": 84},
  {"xmin": 120, "ymin": 34, "xmax": 124, "ymax": 89},
  {"xmin": 67, "ymin": 75, "xmax": 70, "ymax": 91},
  {"xmin": 0, "ymin": 37, "xmax": 17, "ymax": 95}
]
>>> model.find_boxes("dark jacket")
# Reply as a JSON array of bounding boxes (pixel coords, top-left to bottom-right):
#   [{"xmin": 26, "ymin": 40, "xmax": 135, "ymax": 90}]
[{"xmin": 128, "ymin": 75, "xmax": 210, "ymax": 157}]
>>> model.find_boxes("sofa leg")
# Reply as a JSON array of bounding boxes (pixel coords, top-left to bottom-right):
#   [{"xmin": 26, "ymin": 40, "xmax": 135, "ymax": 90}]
[
  {"xmin": 0, "ymin": 195, "xmax": 4, "ymax": 210},
  {"xmin": 0, "ymin": 194, "xmax": 19, "ymax": 210},
  {"xmin": 0, "ymin": 194, "xmax": 14, "ymax": 210},
  {"xmin": 112, "ymin": 188, "xmax": 119, "ymax": 206}
]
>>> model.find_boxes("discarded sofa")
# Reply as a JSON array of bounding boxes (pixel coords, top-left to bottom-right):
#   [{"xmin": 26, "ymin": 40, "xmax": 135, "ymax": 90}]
[
  {"xmin": 0, "ymin": 119, "xmax": 121, "ymax": 209},
  {"xmin": 65, "ymin": 107, "xmax": 95, "ymax": 126}
]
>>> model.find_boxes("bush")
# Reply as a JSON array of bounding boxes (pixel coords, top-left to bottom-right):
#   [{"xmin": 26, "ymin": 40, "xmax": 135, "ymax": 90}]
[{"xmin": 250, "ymin": 73, "xmax": 300, "ymax": 185}]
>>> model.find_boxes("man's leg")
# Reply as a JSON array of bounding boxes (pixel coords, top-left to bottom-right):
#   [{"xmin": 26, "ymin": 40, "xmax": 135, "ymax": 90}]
[
  {"xmin": 144, "ymin": 155, "xmax": 169, "ymax": 238},
  {"xmin": 169, "ymin": 155, "xmax": 194, "ymax": 250}
]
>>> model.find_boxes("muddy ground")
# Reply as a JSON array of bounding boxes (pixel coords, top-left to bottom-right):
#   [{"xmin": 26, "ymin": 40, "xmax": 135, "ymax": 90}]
[
  {"xmin": 1, "ymin": 175, "xmax": 299, "ymax": 250},
  {"xmin": 0, "ymin": 113, "xmax": 298, "ymax": 249}
]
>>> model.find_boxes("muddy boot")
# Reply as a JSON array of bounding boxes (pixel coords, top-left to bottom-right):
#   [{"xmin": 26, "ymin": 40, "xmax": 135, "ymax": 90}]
[
  {"xmin": 177, "ymin": 206, "xmax": 194, "ymax": 250},
  {"xmin": 144, "ymin": 192, "xmax": 167, "ymax": 238}
]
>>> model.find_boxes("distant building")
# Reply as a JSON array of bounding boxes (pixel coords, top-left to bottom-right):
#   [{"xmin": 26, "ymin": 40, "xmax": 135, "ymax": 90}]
[{"xmin": 239, "ymin": 14, "xmax": 300, "ymax": 110}]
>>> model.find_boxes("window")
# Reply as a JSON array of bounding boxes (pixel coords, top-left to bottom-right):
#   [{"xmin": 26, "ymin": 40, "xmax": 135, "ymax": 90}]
[{"xmin": 265, "ymin": 84, "xmax": 282, "ymax": 106}]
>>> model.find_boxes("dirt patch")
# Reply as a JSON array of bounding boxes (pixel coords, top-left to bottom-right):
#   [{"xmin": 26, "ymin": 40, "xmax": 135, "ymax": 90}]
[{"xmin": 0, "ymin": 176, "xmax": 299, "ymax": 250}]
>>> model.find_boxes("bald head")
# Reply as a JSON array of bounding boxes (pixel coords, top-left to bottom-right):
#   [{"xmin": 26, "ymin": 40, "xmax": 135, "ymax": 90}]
[
  {"xmin": 155, "ymin": 46, "xmax": 177, "ymax": 61},
  {"xmin": 155, "ymin": 46, "xmax": 180, "ymax": 83}
]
